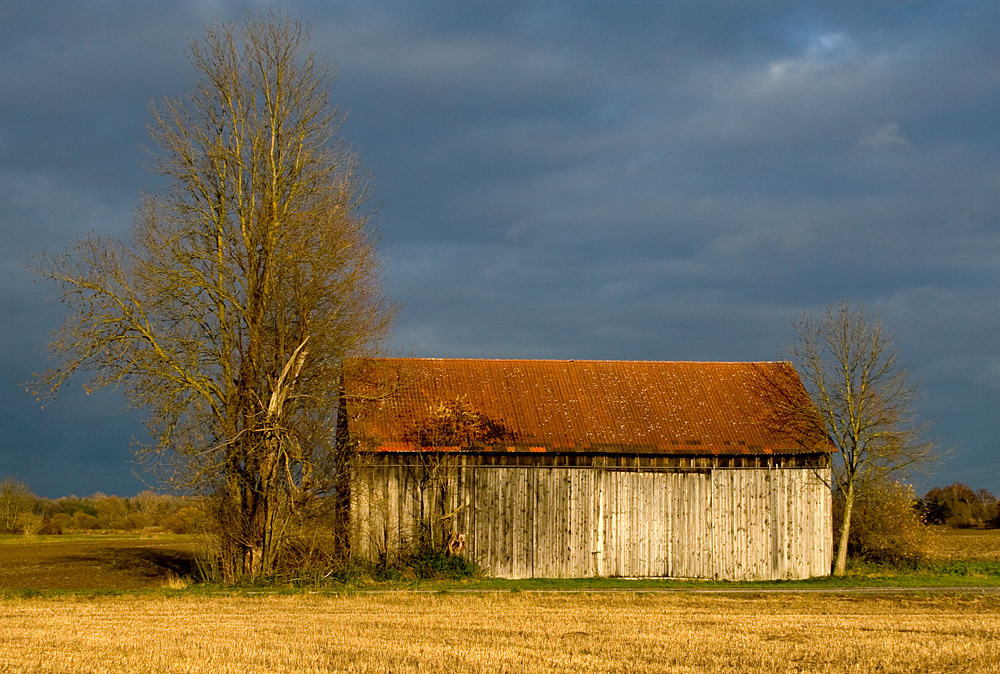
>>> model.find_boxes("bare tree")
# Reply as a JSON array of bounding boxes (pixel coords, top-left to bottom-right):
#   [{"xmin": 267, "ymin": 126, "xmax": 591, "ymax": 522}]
[
  {"xmin": 32, "ymin": 14, "xmax": 391, "ymax": 581},
  {"xmin": 402, "ymin": 399, "xmax": 516, "ymax": 551},
  {"xmin": 787, "ymin": 301, "xmax": 936, "ymax": 575},
  {"xmin": 0, "ymin": 478, "xmax": 38, "ymax": 534}
]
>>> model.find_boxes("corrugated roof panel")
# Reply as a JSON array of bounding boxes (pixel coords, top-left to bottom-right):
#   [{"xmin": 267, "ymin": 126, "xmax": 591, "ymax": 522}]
[{"xmin": 343, "ymin": 358, "xmax": 834, "ymax": 456}]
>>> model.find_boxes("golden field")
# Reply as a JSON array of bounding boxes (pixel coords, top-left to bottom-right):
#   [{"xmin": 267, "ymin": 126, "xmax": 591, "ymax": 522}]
[{"xmin": 2, "ymin": 591, "xmax": 999, "ymax": 673}]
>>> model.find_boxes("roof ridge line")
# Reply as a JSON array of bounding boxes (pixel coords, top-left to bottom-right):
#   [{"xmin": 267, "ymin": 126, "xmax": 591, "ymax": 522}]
[{"xmin": 368, "ymin": 357, "xmax": 794, "ymax": 365}]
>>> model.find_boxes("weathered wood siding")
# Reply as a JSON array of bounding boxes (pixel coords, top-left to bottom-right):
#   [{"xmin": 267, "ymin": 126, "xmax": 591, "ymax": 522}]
[{"xmin": 350, "ymin": 461, "xmax": 832, "ymax": 580}]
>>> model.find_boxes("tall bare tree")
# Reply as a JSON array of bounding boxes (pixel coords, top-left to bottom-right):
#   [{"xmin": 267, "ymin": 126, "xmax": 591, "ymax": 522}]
[
  {"xmin": 788, "ymin": 301, "xmax": 935, "ymax": 575},
  {"xmin": 33, "ymin": 14, "xmax": 392, "ymax": 580}
]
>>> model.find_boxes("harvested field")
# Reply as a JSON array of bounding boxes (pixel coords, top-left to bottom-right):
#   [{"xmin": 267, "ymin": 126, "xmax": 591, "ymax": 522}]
[
  {"xmin": 1, "ymin": 530, "xmax": 999, "ymax": 672},
  {"xmin": 1, "ymin": 592, "xmax": 999, "ymax": 673}
]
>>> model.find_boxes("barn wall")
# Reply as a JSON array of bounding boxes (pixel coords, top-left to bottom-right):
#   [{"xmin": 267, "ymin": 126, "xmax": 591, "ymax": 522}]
[{"xmin": 350, "ymin": 460, "xmax": 832, "ymax": 580}]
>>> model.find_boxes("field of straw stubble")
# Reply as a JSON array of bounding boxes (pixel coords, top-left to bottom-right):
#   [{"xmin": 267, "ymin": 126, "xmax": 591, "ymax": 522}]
[
  {"xmin": 2, "ymin": 527, "xmax": 999, "ymax": 672},
  {"xmin": 2, "ymin": 591, "xmax": 1000, "ymax": 673}
]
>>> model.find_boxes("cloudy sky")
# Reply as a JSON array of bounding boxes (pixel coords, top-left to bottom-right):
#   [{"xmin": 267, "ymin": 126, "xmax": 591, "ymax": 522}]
[{"xmin": 2, "ymin": 2, "xmax": 998, "ymax": 498}]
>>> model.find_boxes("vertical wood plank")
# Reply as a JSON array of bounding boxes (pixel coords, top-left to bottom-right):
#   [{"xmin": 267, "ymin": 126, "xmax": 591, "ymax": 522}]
[{"xmin": 349, "ymin": 462, "xmax": 832, "ymax": 581}]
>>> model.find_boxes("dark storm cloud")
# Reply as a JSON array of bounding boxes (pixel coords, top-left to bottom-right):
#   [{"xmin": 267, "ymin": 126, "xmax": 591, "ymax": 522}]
[{"xmin": 2, "ymin": 2, "xmax": 998, "ymax": 496}]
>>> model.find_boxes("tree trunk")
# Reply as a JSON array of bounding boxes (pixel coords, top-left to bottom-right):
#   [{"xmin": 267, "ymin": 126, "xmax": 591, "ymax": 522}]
[
  {"xmin": 217, "ymin": 450, "xmax": 284, "ymax": 583},
  {"xmin": 833, "ymin": 481, "xmax": 855, "ymax": 576},
  {"xmin": 220, "ymin": 501, "xmax": 281, "ymax": 582}
]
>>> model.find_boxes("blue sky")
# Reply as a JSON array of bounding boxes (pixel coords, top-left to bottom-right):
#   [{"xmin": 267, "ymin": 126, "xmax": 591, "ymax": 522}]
[{"xmin": 2, "ymin": 2, "xmax": 998, "ymax": 497}]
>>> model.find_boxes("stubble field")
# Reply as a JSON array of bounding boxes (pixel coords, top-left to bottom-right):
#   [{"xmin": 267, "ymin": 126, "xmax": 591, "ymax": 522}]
[
  {"xmin": 2, "ymin": 591, "xmax": 999, "ymax": 673},
  {"xmin": 2, "ymin": 528, "xmax": 1000, "ymax": 672}
]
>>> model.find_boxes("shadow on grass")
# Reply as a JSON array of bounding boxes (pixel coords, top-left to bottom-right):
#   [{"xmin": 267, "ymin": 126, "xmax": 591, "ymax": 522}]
[
  {"xmin": 102, "ymin": 546, "xmax": 197, "ymax": 579},
  {"xmin": 0, "ymin": 537, "xmax": 199, "ymax": 591},
  {"xmin": 49, "ymin": 545, "xmax": 198, "ymax": 585}
]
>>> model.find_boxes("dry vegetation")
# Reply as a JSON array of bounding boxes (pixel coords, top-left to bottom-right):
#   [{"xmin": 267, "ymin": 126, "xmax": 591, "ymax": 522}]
[{"xmin": 1, "ymin": 592, "xmax": 999, "ymax": 673}]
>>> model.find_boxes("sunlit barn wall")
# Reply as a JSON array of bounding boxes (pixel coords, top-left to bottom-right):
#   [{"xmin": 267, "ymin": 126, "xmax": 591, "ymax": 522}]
[{"xmin": 350, "ymin": 457, "xmax": 832, "ymax": 581}]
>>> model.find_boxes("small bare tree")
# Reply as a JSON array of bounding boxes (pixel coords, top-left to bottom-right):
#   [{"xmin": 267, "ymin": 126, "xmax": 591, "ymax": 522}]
[
  {"xmin": 32, "ymin": 14, "xmax": 391, "ymax": 581},
  {"xmin": 402, "ymin": 399, "xmax": 516, "ymax": 551},
  {"xmin": 787, "ymin": 301, "xmax": 937, "ymax": 575},
  {"xmin": 0, "ymin": 478, "xmax": 38, "ymax": 534}
]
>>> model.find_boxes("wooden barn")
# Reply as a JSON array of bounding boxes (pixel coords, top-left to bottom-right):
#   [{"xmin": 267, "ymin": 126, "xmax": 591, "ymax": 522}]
[{"xmin": 342, "ymin": 358, "xmax": 834, "ymax": 580}]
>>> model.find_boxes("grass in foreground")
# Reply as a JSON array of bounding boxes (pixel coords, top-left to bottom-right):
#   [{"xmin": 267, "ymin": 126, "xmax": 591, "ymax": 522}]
[{"xmin": 1, "ymin": 592, "xmax": 998, "ymax": 673}]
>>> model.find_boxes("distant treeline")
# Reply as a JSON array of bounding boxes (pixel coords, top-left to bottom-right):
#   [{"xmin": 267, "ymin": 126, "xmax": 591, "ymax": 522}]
[
  {"xmin": 2, "ymin": 475, "xmax": 998, "ymax": 537},
  {"xmin": 919, "ymin": 482, "xmax": 999, "ymax": 529},
  {"xmin": 0, "ymin": 477, "xmax": 205, "ymax": 535}
]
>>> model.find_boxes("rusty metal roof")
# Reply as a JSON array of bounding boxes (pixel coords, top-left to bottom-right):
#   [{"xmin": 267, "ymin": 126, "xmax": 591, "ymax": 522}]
[{"xmin": 343, "ymin": 358, "xmax": 833, "ymax": 455}]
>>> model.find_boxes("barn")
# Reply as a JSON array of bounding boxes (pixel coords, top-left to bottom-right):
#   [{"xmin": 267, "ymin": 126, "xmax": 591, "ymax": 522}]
[{"xmin": 342, "ymin": 358, "xmax": 834, "ymax": 580}]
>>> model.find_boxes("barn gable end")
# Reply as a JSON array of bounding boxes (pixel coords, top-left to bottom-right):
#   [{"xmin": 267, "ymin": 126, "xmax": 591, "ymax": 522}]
[{"xmin": 342, "ymin": 358, "xmax": 834, "ymax": 580}]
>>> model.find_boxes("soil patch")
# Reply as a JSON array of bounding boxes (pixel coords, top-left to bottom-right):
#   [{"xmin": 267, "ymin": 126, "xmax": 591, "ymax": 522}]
[{"xmin": 0, "ymin": 535, "xmax": 197, "ymax": 590}]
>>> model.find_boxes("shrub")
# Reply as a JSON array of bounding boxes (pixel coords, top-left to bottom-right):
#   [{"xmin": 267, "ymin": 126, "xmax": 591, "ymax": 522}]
[
  {"xmin": 94, "ymin": 495, "xmax": 129, "ymax": 529},
  {"xmin": 160, "ymin": 506, "xmax": 206, "ymax": 534},
  {"xmin": 403, "ymin": 547, "xmax": 482, "ymax": 580},
  {"xmin": 364, "ymin": 539, "xmax": 483, "ymax": 582},
  {"xmin": 38, "ymin": 517, "xmax": 62, "ymax": 535},
  {"xmin": 840, "ymin": 480, "xmax": 929, "ymax": 565},
  {"xmin": 122, "ymin": 512, "xmax": 154, "ymax": 530},
  {"xmin": 14, "ymin": 512, "xmax": 44, "ymax": 537},
  {"xmin": 72, "ymin": 511, "xmax": 100, "ymax": 530},
  {"xmin": 50, "ymin": 512, "xmax": 74, "ymax": 532}
]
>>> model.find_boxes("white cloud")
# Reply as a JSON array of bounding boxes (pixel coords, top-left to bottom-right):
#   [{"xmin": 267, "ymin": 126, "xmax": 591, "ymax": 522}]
[
  {"xmin": 764, "ymin": 31, "xmax": 859, "ymax": 86},
  {"xmin": 859, "ymin": 122, "xmax": 912, "ymax": 150}
]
